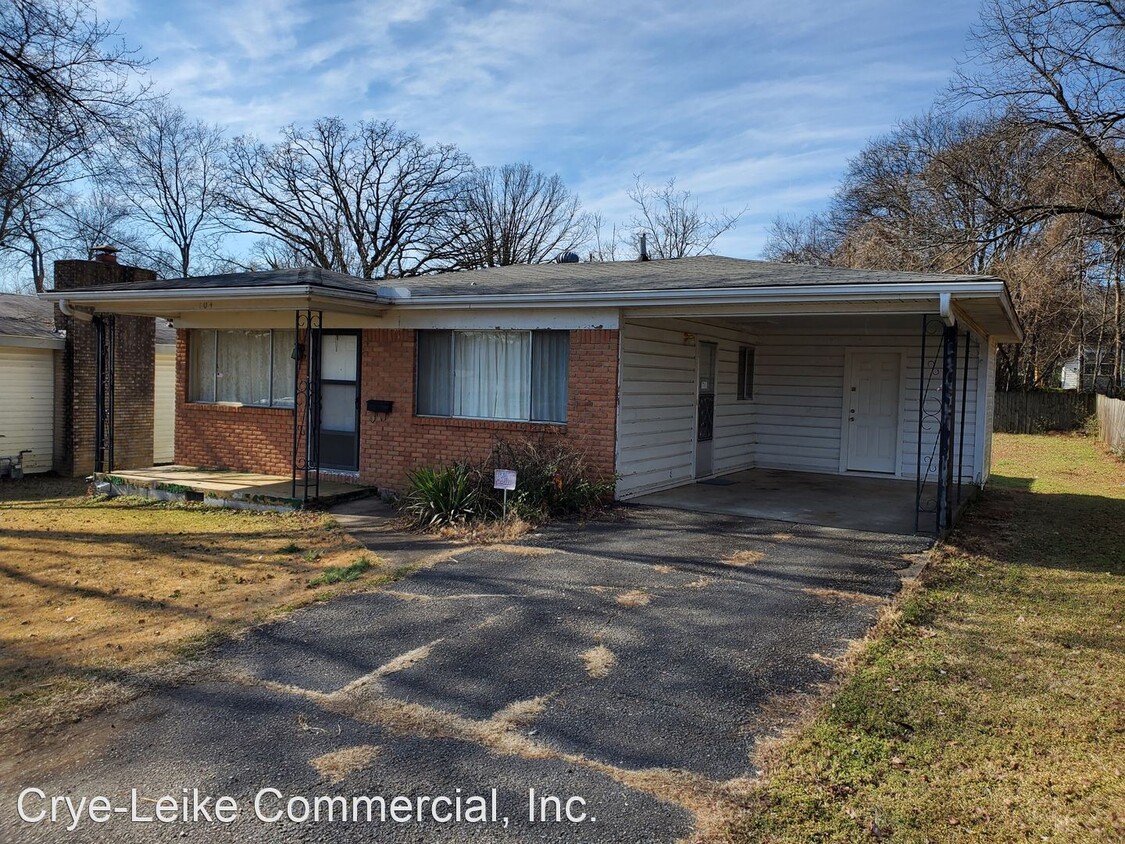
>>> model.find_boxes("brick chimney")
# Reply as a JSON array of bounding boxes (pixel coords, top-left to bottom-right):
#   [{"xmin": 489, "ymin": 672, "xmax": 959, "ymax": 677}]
[{"xmin": 53, "ymin": 252, "xmax": 158, "ymax": 477}]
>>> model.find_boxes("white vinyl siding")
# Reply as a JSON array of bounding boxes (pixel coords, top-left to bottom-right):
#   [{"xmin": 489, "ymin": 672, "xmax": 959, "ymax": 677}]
[
  {"xmin": 154, "ymin": 345, "xmax": 176, "ymax": 464},
  {"xmin": 0, "ymin": 346, "xmax": 54, "ymax": 473},
  {"xmin": 616, "ymin": 314, "xmax": 986, "ymax": 499},
  {"xmin": 616, "ymin": 318, "xmax": 756, "ymax": 498},
  {"xmin": 752, "ymin": 316, "xmax": 981, "ymax": 482}
]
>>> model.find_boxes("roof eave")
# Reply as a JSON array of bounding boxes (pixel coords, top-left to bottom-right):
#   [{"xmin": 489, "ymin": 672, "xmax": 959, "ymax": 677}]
[
  {"xmin": 39, "ymin": 285, "xmax": 393, "ymax": 317},
  {"xmin": 394, "ymin": 279, "xmax": 1012, "ymax": 309},
  {"xmin": 0, "ymin": 333, "xmax": 66, "ymax": 350}
]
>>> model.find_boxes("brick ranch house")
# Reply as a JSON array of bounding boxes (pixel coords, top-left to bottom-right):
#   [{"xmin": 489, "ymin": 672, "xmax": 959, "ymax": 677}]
[{"xmin": 41, "ymin": 255, "xmax": 1021, "ymax": 532}]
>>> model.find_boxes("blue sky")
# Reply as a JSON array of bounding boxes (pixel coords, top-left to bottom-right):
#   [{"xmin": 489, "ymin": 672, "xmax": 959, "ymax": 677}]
[{"xmin": 97, "ymin": 0, "xmax": 985, "ymax": 258}]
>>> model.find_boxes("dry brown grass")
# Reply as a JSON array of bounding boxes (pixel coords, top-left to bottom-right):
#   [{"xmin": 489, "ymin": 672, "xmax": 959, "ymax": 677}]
[
  {"xmin": 723, "ymin": 550, "xmax": 765, "ymax": 568},
  {"xmin": 615, "ymin": 589, "xmax": 651, "ymax": 607},
  {"xmin": 483, "ymin": 544, "xmax": 556, "ymax": 557},
  {"xmin": 0, "ymin": 478, "xmax": 386, "ymax": 729},
  {"xmin": 767, "ymin": 532, "xmax": 793, "ymax": 542},
  {"xmin": 491, "ymin": 695, "xmax": 550, "ymax": 727},
  {"xmin": 685, "ymin": 577, "xmax": 712, "ymax": 589},
  {"xmin": 375, "ymin": 642, "xmax": 436, "ymax": 676},
  {"xmin": 310, "ymin": 744, "xmax": 381, "ymax": 783},
  {"xmin": 433, "ymin": 515, "xmax": 534, "ymax": 544},
  {"xmin": 730, "ymin": 435, "xmax": 1125, "ymax": 842},
  {"xmin": 801, "ymin": 587, "xmax": 887, "ymax": 606},
  {"xmin": 581, "ymin": 644, "xmax": 617, "ymax": 678}
]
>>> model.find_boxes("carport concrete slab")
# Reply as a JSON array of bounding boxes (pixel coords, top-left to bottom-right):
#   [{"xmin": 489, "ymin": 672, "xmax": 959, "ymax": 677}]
[{"xmin": 631, "ymin": 468, "xmax": 934, "ymax": 534}]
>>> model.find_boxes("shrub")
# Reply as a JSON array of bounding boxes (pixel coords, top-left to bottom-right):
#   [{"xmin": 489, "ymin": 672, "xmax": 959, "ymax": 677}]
[
  {"xmin": 399, "ymin": 439, "xmax": 615, "ymax": 530},
  {"xmin": 401, "ymin": 462, "xmax": 489, "ymax": 528},
  {"xmin": 482, "ymin": 437, "xmax": 615, "ymax": 521}
]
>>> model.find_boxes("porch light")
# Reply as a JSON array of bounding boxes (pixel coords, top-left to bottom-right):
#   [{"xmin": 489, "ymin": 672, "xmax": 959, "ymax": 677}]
[{"xmin": 291, "ymin": 342, "xmax": 304, "ymax": 361}]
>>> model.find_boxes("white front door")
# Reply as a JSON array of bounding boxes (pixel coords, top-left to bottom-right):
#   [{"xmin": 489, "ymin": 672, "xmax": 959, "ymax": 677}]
[{"xmin": 845, "ymin": 351, "xmax": 900, "ymax": 473}]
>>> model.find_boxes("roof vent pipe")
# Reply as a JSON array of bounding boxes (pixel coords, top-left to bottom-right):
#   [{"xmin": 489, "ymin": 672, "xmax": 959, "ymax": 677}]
[{"xmin": 639, "ymin": 232, "xmax": 649, "ymax": 262}]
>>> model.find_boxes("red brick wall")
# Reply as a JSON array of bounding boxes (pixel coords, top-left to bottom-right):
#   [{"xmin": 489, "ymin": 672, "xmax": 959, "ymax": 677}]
[
  {"xmin": 53, "ymin": 260, "xmax": 156, "ymax": 476},
  {"xmin": 357, "ymin": 328, "xmax": 619, "ymax": 492},
  {"xmin": 174, "ymin": 327, "xmax": 621, "ymax": 491},
  {"xmin": 173, "ymin": 332, "xmax": 293, "ymax": 474}
]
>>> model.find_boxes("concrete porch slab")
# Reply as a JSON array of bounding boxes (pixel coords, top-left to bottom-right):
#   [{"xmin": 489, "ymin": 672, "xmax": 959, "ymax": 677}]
[
  {"xmin": 97, "ymin": 465, "xmax": 376, "ymax": 511},
  {"xmin": 631, "ymin": 468, "xmax": 939, "ymax": 535}
]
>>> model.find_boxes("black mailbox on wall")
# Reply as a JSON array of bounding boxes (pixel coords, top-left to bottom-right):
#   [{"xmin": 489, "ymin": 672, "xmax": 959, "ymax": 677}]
[{"xmin": 366, "ymin": 399, "xmax": 394, "ymax": 414}]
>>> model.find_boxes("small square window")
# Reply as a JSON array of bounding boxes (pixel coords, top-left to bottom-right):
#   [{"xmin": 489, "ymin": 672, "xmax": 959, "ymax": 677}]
[{"xmin": 737, "ymin": 346, "xmax": 755, "ymax": 401}]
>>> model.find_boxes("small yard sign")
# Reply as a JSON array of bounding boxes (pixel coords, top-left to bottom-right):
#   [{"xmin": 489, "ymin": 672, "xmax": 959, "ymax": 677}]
[
  {"xmin": 493, "ymin": 469, "xmax": 517, "ymax": 490},
  {"xmin": 494, "ymin": 469, "xmax": 517, "ymax": 517}
]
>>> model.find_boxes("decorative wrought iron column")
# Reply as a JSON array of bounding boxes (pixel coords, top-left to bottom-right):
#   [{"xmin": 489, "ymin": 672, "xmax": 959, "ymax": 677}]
[
  {"xmin": 93, "ymin": 314, "xmax": 116, "ymax": 474},
  {"xmin": 936, "ymin": 324, "xmax": 958, "ymax": 532},
  {"xmin": 291, "ymin": 309, "xmax": 323, "ymax": 503},
  {"xmin": 916, "ymin": 316, "xmax": 965, "ymax": 534},
  {"xmin": 915, "ymin": 315, "xmax": 944, "ymax": 533}
]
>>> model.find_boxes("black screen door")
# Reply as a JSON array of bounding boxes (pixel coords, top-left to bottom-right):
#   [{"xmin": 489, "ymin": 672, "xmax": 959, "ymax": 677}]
[{"xmin": 318, "ymin": 331, "xmax": 360, "ymax": 471}]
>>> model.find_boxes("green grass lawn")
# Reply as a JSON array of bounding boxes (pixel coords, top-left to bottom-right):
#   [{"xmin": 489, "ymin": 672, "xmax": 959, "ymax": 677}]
[{"xmin": 731, "ymin": 434, "xmax": 1125, "ymax": 843}]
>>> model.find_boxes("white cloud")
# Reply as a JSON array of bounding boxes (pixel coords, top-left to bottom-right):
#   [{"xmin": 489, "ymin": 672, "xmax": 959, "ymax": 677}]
[
  {"xmin": 214, "ymin": 0, "xmax": 310, "ymax": 61},
  {"xmin": 106, "ymin": 0, "xmax": 985, "ymax": 259}
]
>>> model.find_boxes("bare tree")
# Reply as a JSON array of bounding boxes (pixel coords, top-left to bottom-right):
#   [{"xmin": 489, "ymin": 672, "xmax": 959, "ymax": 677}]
[
  {"xmin": 953, "ymin": 0, "xmax": 1125, "ymax": 387},
  {"xmin": 0, "ymin": 0, "xmax": 145, "ymax": 288},
  {"xmin": 106, "ymin": 100, "xmax": 225, "ymax": 278},
  {"xmin": 587, "ymin": 212, "xmax": 622, "ymax": 262},
  {"xmin": 626, "ymin": 177, "xmax": 742, "ymax": 259},
  {"xmin": 453, "ymin": 163, "xmax": 589, "ymax": 267},
  {"xmin": 956, "ymin": 0, "xmax": 1125, "ymax": 231},
  {"xmin": 222, "ymin": 118, "xmax": 473, "ymax": 279},
  {"xmin": 761, "ymin": 212, "xmax": 839, "ymax": 265}
]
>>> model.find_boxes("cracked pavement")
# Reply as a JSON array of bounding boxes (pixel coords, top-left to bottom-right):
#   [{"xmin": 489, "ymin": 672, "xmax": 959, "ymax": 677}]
[{"xmin": 0, "ymin": 504, "xmax": 930, "ymax": 843}]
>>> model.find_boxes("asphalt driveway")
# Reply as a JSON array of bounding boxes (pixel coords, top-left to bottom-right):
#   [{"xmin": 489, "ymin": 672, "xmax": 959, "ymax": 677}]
[{"xmin": 1, "ymin": 506, "xmax": 930, "ymax": 843}]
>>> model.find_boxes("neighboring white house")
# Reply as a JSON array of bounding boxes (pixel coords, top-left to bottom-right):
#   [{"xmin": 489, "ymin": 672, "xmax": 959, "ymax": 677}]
[
  {"xmin": 1059, "ymin": 347, "xmax": 1124, "ymax": 392},
  {"xmin": 0, "ymin": 293, "xmax": 176, "ymax": 473}
]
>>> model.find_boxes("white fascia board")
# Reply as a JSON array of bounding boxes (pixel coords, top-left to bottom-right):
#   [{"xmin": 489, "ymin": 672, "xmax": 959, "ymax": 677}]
[
  {"xmin": 38, "ymin": 285, "xmax": 392, "ymax": 315},
  {"xmin": 0, "ymin": 334, "xmax": 65, "ymax": 350},
  {"xmin": 392, "ymin": 280, "xmax": 1011, "ymax": 309},
  {"xmin": 379, "ymin": 307, "xmax": 620, "ymax": 330}
]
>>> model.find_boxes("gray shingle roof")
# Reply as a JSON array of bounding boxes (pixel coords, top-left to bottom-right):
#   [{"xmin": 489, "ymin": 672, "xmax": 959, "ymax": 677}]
[
  {"xmin": 63, "ymin": 267, "xmax": 383, "ymax": 296},
  {"xmin": 48, "ymin": 256, "xmax": 997, "ymax": 301},
  {"xmin": 398, "ymin": 255, "xmax": 991, "ymax": 297},
  {"xmin": 1, "ymin": 292, "xmax": 175, "ymax": 342},
  {"xmin": 0, "ymin": 293, "xmax": 62, "ymax": 340}
]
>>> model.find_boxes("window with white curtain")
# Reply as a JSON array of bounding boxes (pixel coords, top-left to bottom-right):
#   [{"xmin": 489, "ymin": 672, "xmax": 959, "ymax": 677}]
[
  {"xmin": 188, "ymin": 329, "xmax": 296, "ymax": 407},
  {"xmin": 416, "ymin": 330, "xmax": 569, "ymax": 423}
]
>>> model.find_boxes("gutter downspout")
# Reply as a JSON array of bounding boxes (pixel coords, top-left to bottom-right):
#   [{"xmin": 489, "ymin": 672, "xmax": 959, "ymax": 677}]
[
  {"xmin": 58, "ymin": 298, "xmax": 94, "ymax": 322},
  {"xmin": 939, "ymin": 292, "xmax": 956, "ymax": 327}
]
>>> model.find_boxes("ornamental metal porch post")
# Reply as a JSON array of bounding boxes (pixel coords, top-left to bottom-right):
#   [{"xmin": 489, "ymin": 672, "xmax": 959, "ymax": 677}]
[
  {"xmin": 93, "ymin": 314, "xmax": 116, "ymax": 475},
  {"xmin": 936, "ymin": 324, "xmax": 958, "ymax": 532},
  {"xmin": 291, "ymin": 309, "xmax": 323, "ymax": 503}
]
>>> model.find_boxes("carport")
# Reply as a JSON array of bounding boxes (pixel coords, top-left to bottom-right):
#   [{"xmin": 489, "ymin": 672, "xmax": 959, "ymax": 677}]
[{"xmin": 631, "ymin": 468, "xmax": 938, "ymax": 535}]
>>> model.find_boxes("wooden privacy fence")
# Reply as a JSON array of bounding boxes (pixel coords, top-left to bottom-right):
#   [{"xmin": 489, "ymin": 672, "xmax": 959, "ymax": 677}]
[
  {"xmin": 994, "ymin": 391, "xmax": 1097, "ymax": 434},
  {"xmin": 1097, "ymin": 394, "xmax": 1125, "ymax": 453}
]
